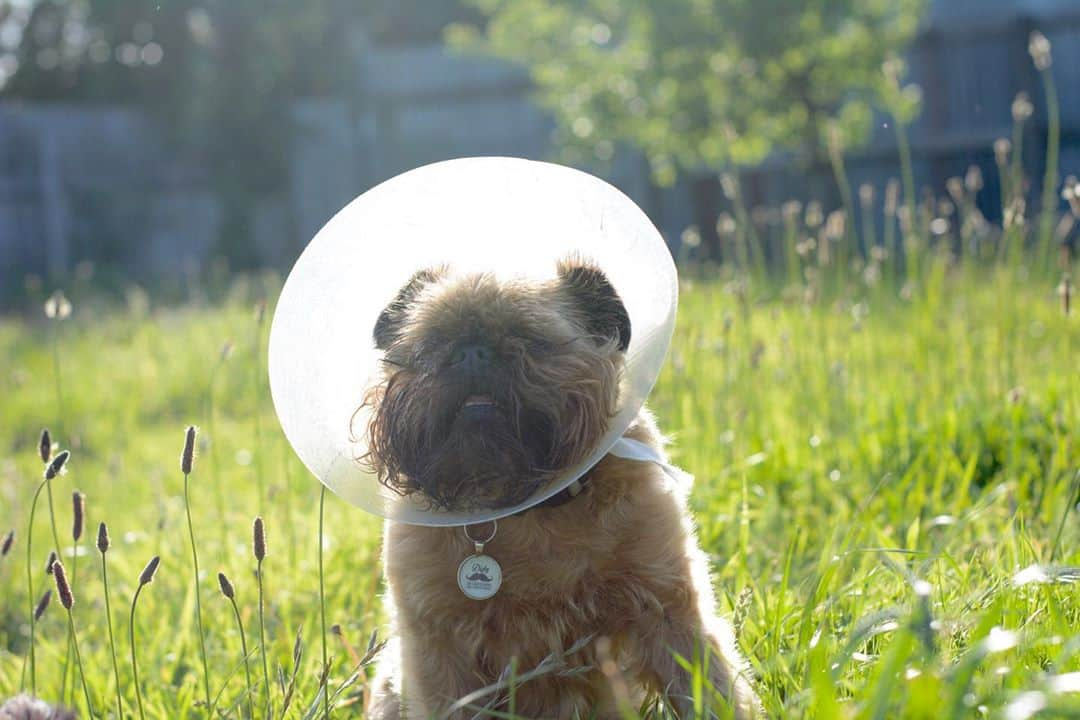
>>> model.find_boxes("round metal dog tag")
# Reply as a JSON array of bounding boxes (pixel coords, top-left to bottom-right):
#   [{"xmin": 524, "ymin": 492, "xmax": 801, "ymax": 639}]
[{"xmin": 457, "ymin": 554, "xmax": 502, "ymax": 600}]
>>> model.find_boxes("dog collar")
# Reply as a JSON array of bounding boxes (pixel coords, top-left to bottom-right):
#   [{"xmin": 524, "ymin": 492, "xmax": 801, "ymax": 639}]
[
  {"xmin": 459, "ymin": 437, "xmax": 685, "ymax": 599},
  {"xmin": 512, "ymin": 437, "xmax": 687, "ymax": 516},
  {"xmin": 514, "ymin": 475, "xmax": 589, "ymax": 515}
]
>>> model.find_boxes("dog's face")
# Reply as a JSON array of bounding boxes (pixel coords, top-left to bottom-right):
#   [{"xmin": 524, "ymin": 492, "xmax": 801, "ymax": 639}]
[{"xmin": 361, "ymin": 258, "xmax": 631, "ymax": 512}]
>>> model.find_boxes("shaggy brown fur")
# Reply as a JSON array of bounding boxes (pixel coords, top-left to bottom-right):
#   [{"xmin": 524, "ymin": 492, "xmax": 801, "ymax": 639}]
[
  {"xmin": 361, "ymin": 261, "xmax": 625, "ymax": 512},
  {"xmin": 364, "ymin": 260, "xmax": 761, "ymax": 718}
]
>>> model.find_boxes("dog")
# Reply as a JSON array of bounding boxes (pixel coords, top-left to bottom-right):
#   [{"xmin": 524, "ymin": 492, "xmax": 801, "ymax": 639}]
[{"xmin": 364, "ymin": 257, "xmax": 761, "ymax": 719}]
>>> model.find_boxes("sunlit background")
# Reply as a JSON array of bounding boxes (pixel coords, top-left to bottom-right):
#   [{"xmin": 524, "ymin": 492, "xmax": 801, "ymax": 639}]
[
  {"xmin": 2, "ymin": 3, "xmax": 1080, "ymax": 718},
  {"xmin": 0, "ymin": 0, "xmax": 1076, "ymax": 301}
]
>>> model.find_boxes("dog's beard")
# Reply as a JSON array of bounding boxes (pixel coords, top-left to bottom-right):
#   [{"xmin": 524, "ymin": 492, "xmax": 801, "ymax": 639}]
[{"xmin": 361, "ymin": 343, "xmax": 621, "ymax": 512}]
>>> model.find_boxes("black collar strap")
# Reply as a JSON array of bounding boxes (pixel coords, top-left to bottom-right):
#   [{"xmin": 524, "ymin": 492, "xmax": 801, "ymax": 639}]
[{"xmin": 514, "ymin": 473, "xmax": 590, "ymax": 516}]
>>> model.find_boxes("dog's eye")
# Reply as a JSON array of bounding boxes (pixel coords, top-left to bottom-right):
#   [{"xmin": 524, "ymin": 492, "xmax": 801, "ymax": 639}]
[
  {"xmin": 504, "ymin": 335, "xmax": 564, "ymax": 358},
  {"xmin": 416, "ymin": 348, "xmax": 447, "ymax": 370},
  {"xmin": 405, "ymin": 335, "xmax": 453, "ymax": 366},
  {"xmin": 500, "ymin": 335, "xmax": 534, "ymax": 354}
]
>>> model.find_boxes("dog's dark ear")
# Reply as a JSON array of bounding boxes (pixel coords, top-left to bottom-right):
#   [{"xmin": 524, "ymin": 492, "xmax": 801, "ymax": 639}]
[
  {"xmin": 373, "ymin": 268, "xmax": 443, "ymax": 349},
  {"xmin": 556, "ymin": 257, "xmax": 631, "ymax": 351}
]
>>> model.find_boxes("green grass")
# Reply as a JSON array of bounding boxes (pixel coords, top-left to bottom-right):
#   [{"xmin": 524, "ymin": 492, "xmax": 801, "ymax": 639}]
[
  {"xmin": 0, "ymin": 244, "xmax": 1077, "ymax": 717},
  {"xmin": 0, "ymin": 49, "xmax": 1078, "ymax": 712}
]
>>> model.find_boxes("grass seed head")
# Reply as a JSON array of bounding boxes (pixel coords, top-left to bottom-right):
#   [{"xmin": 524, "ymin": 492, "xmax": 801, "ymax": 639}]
[
  {"xmin": 97, "ymin": 521, "xmax": 110, "ymax": 554},
  {"xmin": 681, "ymin": 225, "xmax": 702, "ymax": 250},
  {"xmin": 1, "ymin": 530, "xmax": 12, "ymax": 557},
  {"xmin": 781, "ymin": 199, "xmax": 802, "ymax": 222},
  {"xmin": 825, "ymin": 210, "xmax": 846, "ymax": 241},
  {"xmin": 34, "ymin": 589, "xmax": 52, "ymax": 620},
  {"xmin": 43, "ymin": 290, "xmax": 72, "ymax": 320},
  {"xmin": 182, "ymin": 425, "xmax": 197, "ymax": 475},
  {"xmin": 994, "ymin": 138, "xmax": 1011, "ymax": 168},
  {"xmin": 719, "ymin": 173, "xmax": 737, "ymax": 201},
  {"xmin": 45, "ymin": 550, "xmax": 57, "ymax": 575},
  {"xmin": 1011, "ymin": 92, "xmax": 1033, "ymax": 124},
  {"xmin": 858, "ymin": 183, "xmax": 874, "ymax": 207},
  {"xmin": 965, "ymin": 165, "xmax": 984, "ymax": 193},
  {"xmin": 253, "ymin": 517, "xmax": 266, "ymax": 562},
  {"xmin": 1029, "ymin": 31, "xmax": 1052, "ymax": 71},
  {"xmin": 139, "ymin": 555, "xmax": 161, "ymax": 586},
  {"xmin": 44, "ymin": 450, "xmax": 70, "ymax": 480},
  {"xmin": 38, "ymin": 428, "xmax": 51, "ymax": 463},
  {"xmin": 53, "ymin": 560, "xmax": 73, "ymax": 609},
  {"xmin": 292, "ymin": 625, "xmax": 304, "ymax": 666},
  {"xmin": 218, "ymin": 571, "xmax": 235, "ymax": 599},
  {"xmin": 732, "ymin": 586, "xmax": 753, "ymax": 633},
  {"xmin": 946, "ymin": 177, "xmax": 964, "ymax": 204},
  {"xmin": 882, "ymin": 56, "xmax": 905, "ymax": 87},
  {"xmin": 716, "ymin": 213, "xmax": 735, "ymax": 237},
  {"xmin": 71, "ymin": 491, "xmax": 85, "ymax": 542},
  {"xmin": 1063, "ymin": 176, "xmax": 1080, "ymax": 218},
  {"xmin": 1004, "ymin": 197, "xmax": 1027, "ymax": 229}
]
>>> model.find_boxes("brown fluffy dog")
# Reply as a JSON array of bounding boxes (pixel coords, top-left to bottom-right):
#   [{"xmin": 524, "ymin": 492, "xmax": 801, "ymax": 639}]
[{"xmin": 364, "ymin": 259, "xmax": 761, "ymax": 719}]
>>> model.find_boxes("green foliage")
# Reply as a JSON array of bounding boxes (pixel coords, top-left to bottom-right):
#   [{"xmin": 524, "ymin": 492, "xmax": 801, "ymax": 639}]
[
  {"xmin": 2, "ymin": 0, "xmax": 360, "ymax": 268},
  {"xmin": 0, "ymin": 243, "xmax": 1078, "ymax": 716},
  {"xmin": 451, "ymin": 0, "xmax": 925, "ymax": 183}
]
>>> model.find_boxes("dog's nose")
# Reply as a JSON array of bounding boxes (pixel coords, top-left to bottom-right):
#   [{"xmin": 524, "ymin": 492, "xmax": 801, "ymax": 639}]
[{"xmin": 450, "ymin": 343, "xmax": 492, "ymax": 373}]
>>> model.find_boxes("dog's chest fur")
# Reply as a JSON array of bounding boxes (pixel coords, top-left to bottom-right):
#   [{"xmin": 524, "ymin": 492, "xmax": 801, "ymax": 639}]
[
  {"xmin": 382, "ymin": 426, "xmax": 700, "ymax": 684},
  {"xmin": 374, "ymin": 416, "xmax": 761, "ymax": 718}
]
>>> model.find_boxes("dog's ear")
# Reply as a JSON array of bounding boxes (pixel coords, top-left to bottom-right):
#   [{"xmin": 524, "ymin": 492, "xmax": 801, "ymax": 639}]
[
  {"xmin": 556, "ymin": 256, "xmax": 631, "ymax": 351},
  {"xmin": 373, "ymin": 268, "xmax": 443, "ymax": 349}
]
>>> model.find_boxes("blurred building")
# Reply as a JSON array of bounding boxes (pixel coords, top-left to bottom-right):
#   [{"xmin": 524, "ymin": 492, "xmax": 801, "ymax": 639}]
[{"xmin": 1, "ymin": 0, "xmax": 1078, "ymax": 302}]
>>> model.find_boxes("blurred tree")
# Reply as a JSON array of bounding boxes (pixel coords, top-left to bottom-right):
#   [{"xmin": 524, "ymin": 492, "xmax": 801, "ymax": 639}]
[
  {"xmin": 2, "ymin": 0, "xmax": 364, "ymax": 268},
  {"xmin": 363, "ymin": 0, "xmax": 485, "ymax": 45},
  {"xmin": 0, "ymin": 0, "xmax": 477, "ymax": 268},
  {"xmin": 450, "ymin": 0, "xmax": 925, "ymax": 257}
]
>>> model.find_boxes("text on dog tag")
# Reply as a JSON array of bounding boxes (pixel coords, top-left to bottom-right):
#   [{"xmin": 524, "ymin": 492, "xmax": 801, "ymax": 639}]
[{"xmin": 457, "ymin": 554, "xmax": 502, "ymax": 600}]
